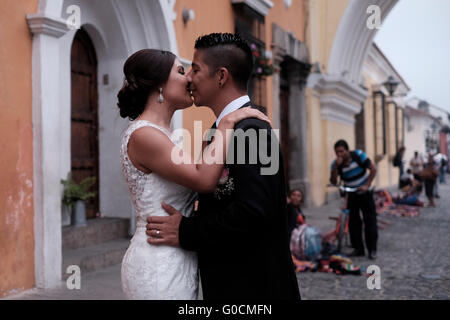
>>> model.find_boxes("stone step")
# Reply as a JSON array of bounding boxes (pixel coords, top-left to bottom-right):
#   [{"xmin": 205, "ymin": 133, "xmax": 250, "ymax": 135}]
[
  {"xmin": 62, "ymin": 238, "xmax": 130, "ymax": 279},
  {"xmin": 62, "ymin": 218, "xmax": 130, "ymax": 250}
]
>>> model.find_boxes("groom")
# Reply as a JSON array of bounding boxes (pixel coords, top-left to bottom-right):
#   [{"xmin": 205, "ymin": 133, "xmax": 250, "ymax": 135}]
[{"xmin": 146, "ymin": 33, "xmax": 300, "ymax": 300}]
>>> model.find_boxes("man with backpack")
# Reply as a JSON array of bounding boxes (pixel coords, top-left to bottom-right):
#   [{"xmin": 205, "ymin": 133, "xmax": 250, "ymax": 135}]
[{"xmin": 329, "ymin": 140, "xmax": 378, "ymax": 260}]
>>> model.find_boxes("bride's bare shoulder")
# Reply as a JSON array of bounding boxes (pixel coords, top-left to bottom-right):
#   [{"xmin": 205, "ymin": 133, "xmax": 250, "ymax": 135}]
[{"xmin": 128, "ymin": 125, "xmax": 173, "ymax": 154}]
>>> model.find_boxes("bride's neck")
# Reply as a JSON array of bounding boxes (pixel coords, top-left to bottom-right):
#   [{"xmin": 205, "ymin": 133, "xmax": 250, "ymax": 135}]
[{"xmin": 137, "ymin": 102, "xmax": 174, "ymax": 131}]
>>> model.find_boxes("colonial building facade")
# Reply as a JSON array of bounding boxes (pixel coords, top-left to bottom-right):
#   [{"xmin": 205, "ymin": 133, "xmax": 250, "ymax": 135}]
[{"xmin": 2, "ymin": 0, "xmax": 433, "ymax": 298}]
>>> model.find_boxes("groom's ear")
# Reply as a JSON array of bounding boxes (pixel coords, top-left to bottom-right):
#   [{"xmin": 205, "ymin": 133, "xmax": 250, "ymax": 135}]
[{"xmin": 217, "ymin": 67, "xmax": 230, "ymax": 87}]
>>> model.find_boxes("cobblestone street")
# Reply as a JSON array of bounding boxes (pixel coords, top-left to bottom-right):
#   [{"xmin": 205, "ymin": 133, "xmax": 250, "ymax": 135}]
[
  {"xmin": 298, "ymin": 180, "xmax": 450, "ymax": 300},
  {"xmin": 5, "ymin": 181, "xmax": 450, "ymax": 300}
]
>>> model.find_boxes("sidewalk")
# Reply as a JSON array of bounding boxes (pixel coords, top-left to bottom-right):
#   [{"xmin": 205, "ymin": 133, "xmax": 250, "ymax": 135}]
[{"xmin": 3, "ymin": 264, "xmax": 126, "ymax": 300}]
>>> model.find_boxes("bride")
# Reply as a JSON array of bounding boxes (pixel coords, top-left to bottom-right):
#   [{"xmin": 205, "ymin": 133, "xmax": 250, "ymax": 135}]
[{"xmin": 118, "ymin": 49, "xmax": 269, "ymax": 299}]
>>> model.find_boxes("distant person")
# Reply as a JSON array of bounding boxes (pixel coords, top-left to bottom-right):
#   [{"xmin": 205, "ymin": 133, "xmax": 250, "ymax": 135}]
[
  {"xmin": 393, "ymin": 147, "xmax": 406, "ymax": 189},
  {"xmin": 287, "ymin": 189, "xmax": 305, "ymax": 241},
  {"xmin": 329, "ymin": 139, "xmax": 378, "ymax": 260},
  {"xmin": 433, "ymin": 153, "xmax": 442, "ymax": 198},
  {"xmin": 399, "ymin": 168, "xmax": 413, "ymax": 189},
  {"xmin": 439, "ymin": 154, "xmax": 447, "ymax": 184},
  {"xmin": 409, "ymin": 151, "xmax": 423, "ymax": 181},
  {"xmin": 419, "ymin": 154, "xmax": 439, "ymax": 207}
]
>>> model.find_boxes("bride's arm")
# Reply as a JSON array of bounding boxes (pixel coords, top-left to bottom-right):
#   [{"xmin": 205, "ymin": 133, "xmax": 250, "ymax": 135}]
[{"xmin": 128, "ymin": 107, "xmax": 269, "ymax": 193}]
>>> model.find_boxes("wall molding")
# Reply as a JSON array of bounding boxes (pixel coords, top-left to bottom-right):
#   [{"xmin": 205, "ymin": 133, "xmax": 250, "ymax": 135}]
[
  {"xmin": 272, "ymin": 23, "xmax": 309, "ymax": 64},
  {"xmin": 27, "ymin": 13, "xmax": 69, "ymax": 38},
  {"xmin": 310, "ymin": 74, "xmax": 368, "ymax": 126}
]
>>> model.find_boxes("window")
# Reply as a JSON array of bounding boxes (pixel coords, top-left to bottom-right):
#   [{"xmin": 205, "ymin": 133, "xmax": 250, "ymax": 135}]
[
  {"xmin": 233, "ymin": 3, "xmax": 267, "ymax": 114},
  {"xmin": 373, "ymin": 91, "xmax": 387, "ymax": 158},
  {"xmin": 355, "ymin": 103, "xmax": 365, "ymax": 150}
]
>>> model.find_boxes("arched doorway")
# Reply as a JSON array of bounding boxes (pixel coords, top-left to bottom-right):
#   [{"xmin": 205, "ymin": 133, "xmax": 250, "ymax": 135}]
[
  {"xmin": 70, "ymin": 28, "xmax": 99, "ymax": 219},
  {"xmin": 28, "ymin": 0, "xmax": 178, "ymax": 288}
]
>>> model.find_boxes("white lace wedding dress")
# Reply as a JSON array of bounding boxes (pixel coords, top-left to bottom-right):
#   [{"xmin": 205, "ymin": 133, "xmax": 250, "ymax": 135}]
[{"xmin": 120, "ymin": 120, "xmax": 198, "ymax": 300}]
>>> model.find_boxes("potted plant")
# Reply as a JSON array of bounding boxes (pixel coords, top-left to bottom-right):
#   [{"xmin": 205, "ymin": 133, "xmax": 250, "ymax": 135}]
[{"xmin": 61, "ymin": 173, "xmax": 97, "ymax": 227}]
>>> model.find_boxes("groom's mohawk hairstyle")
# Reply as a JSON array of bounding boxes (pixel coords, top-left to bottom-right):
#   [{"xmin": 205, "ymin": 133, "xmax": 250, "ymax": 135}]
[{"xmin": 195, "ymin": 33, "xmax": 253, "ymax": 91}]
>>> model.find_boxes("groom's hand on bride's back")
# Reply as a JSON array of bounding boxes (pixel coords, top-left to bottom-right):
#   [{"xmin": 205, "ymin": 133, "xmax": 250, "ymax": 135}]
[{"xmin": 146, "ymin": 202, "xmax": 182, "ymax": 247}]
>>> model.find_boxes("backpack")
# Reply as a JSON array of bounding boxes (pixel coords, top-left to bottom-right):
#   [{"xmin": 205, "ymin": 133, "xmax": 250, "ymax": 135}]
[
  {"xmin": 336, "ymin": 150, "xmax": 366, "ymax": 175},
  {"xmin": 290, "ymin": 225, "xmax": 322, "ymax": 261}
]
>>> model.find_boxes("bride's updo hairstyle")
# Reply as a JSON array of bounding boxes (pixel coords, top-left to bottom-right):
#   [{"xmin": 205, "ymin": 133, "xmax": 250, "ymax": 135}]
[{"xmin": 117, "ymin": 49, "xmax": 176, "ymax": 120}]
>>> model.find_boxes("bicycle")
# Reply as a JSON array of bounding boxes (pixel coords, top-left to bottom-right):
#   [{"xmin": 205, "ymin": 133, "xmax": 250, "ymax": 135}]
[{"xmin": 326, "ymin": 184, "xmax": 359, "ymax": 253}]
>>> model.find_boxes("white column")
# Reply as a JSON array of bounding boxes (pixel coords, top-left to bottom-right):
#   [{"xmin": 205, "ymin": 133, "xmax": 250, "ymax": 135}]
[{"xmin": 27, "ymin": 13, "xmax": 69, "ymax": 288}]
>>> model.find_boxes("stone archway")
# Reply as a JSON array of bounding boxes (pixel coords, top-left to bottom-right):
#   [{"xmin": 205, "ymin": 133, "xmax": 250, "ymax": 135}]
[
  {"xmin": 328, "ymin": 0, "xmax": 399, "ymax": 84},
  {"xmin": 27, "ymin": 0, "xmax": 178, "ymax": 289},
  {"xmin": 312, "ymin": 0, "xmax": 399, "ymax": 128},
  {"xmin": 306, "ymin": 0, "xmax": 399, "ymax": 206},
  {"xmin": 313, "ymin": 0, "xmax": 399, "ymax": 122}
]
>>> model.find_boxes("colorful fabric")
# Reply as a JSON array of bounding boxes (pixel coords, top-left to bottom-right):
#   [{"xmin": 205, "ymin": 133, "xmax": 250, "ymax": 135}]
[
  {"xmin": 374, "ymin": 189, "xmax": 420, "ymax": 218},
  {"xmin": 292, "ymin": 255, "xmax": 362, "ymax": 276}
]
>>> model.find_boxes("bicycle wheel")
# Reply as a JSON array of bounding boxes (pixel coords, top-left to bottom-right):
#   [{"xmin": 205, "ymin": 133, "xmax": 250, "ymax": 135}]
[{"xmin": 337, "ymin": 210, "xmax": 348, "ymax": 252}]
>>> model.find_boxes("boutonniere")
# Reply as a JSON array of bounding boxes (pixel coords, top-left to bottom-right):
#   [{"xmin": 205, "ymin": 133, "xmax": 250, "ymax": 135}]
[{"xmin": 214, "ymin": 168, "xmax": 234, "ymax": 200}]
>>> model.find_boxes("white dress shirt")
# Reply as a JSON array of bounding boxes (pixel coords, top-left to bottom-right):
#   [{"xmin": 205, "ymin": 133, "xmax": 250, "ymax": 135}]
[{"xmin": 215, "ymin": 95, "xmax": 251, "ymax": 127}]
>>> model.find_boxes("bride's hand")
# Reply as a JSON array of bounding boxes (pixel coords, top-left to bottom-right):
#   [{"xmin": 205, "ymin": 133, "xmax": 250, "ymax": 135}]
[{"xmin": 222, "ymin": 107, "xmax": 271, "ymax": 127}]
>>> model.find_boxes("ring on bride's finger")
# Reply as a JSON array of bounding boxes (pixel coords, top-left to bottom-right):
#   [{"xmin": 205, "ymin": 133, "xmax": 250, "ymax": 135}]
[{"xmin": 156, "ymin": 230, "xmax": 161, "ymax": 235}]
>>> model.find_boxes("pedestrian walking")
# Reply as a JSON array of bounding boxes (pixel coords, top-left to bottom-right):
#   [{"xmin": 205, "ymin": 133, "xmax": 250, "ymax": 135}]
[
  {"xmin": 410, "ymin": 151, "xmax": 424, "ymax": 181},
  {"xmin": 433, "ymin": 153, "xmax": 442, "ymax": 198},
  {"xmin": 439, "ymin": 154, "xmax": 447, "ymax": 184},
  {"xmin": 393, "ymin": 147, "xmax": 406, "ymax": 189},
  {"xmin": 419, "ymin": 154, "xmax": 439, "ymax": 207}
]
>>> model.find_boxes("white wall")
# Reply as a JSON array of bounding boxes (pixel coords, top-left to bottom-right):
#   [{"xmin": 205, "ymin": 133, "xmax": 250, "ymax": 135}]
[{"xmin": 404, "ymin": 114, "xmax": 433, "ymax": 165}]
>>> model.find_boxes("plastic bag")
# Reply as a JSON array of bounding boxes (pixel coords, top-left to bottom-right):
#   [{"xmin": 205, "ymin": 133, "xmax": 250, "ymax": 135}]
[
  {"xmin": 304, "ymin": 226, "xmax": 322, "ymax": 260},
  {"xmin": 290, "ymin": 225, "xmax": 322, "ymax": 261}
]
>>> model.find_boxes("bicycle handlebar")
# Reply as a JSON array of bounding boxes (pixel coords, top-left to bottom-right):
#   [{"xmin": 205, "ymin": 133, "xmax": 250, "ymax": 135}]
[{"xmin": 327, "ymin": 184, "xmax": 359, "ymax": 193}]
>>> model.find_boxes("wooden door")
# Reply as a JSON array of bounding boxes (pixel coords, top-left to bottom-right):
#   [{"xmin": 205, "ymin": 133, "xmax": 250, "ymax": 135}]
[
  {"xmin": 70, "ymin": 28, "xmax": 99, "ymax": 219},
  {"xmin": 280, "ymin": 84, "xmax": 290, "ymax": 189}
]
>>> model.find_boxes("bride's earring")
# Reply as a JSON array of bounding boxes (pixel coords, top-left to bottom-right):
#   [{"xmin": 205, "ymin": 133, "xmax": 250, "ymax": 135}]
[{"xmin": 158, "ymin": 87, "xmax": 164, "ymax": 103}]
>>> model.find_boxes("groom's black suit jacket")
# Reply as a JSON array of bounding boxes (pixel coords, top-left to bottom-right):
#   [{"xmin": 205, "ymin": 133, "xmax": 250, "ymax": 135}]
[{"xmin": 179, "ymin": 103, "xmax": 300, "ymax": 300}]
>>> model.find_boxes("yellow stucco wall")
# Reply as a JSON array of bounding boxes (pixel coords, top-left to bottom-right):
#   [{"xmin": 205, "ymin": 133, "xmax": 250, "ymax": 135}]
[
  {"xmin": 362, "ymin": 72, "xmax": 401, "ymax": 189},
  {"xmin": 304, "ymin": 0, "xmax": 358, "ymax": 206},
  {"xmin": 307, "ymin": 0, "xmax": 349, "ymax": 72},
  {"xmin": 0, "ymin": 0, "xmax": 38, "ymax": 297},
  {"xmin": 174, "ymin": 0, "xmax": 306, "ymax": 158}
]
